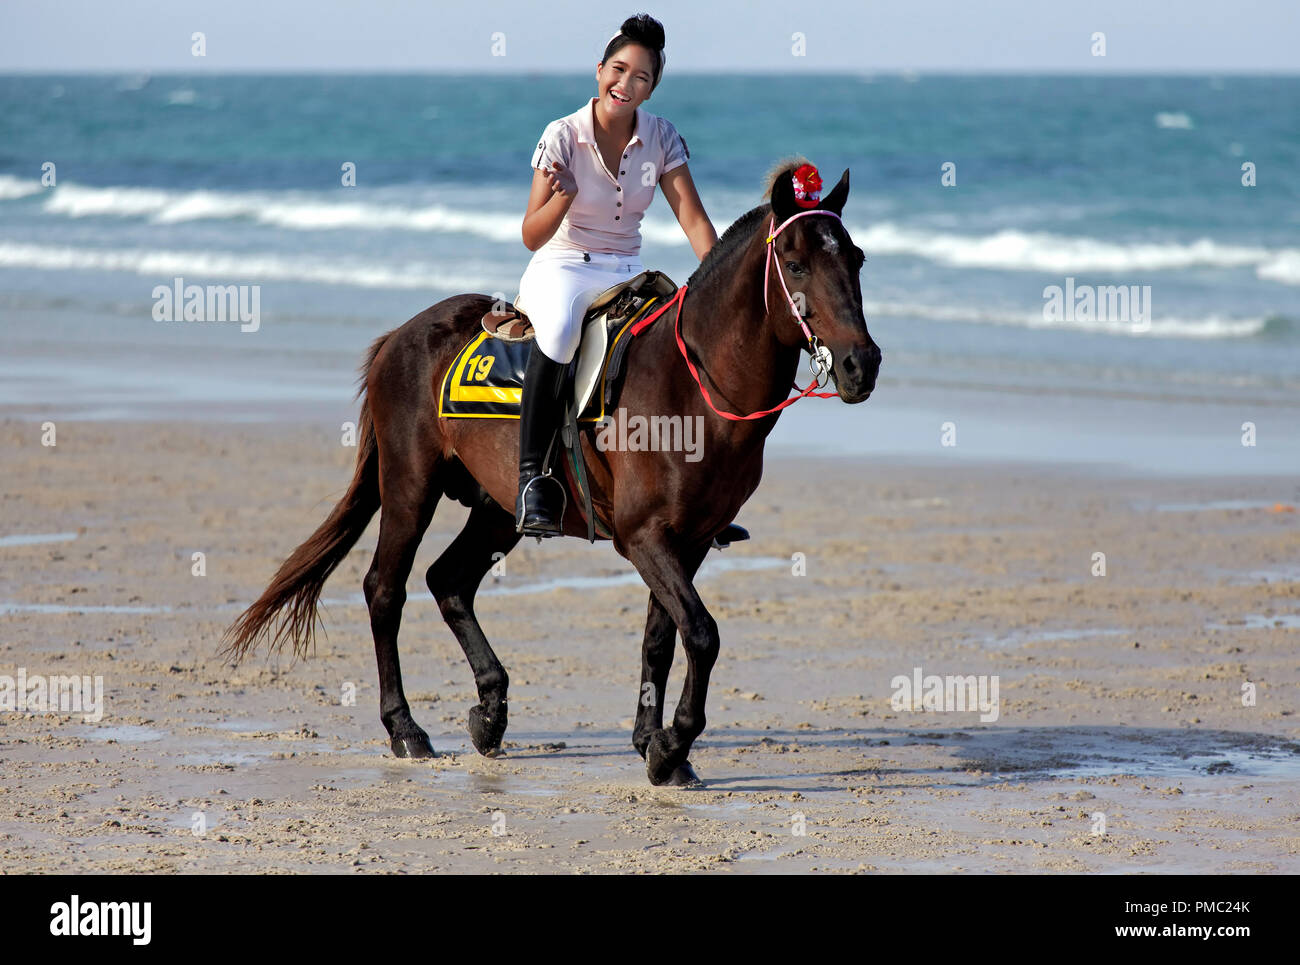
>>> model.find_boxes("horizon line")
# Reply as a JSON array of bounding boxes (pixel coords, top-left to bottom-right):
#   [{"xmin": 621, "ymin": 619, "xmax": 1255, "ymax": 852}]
[{"xmin": 4, "ymin": 68, "xmax": 1299, "ymax": 77}]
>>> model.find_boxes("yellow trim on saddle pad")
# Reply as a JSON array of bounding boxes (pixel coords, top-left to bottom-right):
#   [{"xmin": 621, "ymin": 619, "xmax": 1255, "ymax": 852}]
[{"xmin": 437, "ymin": 296, "xmax": 661, "ymax": 422}]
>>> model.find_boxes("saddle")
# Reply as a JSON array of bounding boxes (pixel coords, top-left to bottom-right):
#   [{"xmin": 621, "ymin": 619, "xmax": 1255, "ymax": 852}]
[
  {"xmin": 480, "ymin": 270, "xmax": 661, "ymax": 341},
  {"xmin": 476, "ymin": 269, "xmax": 680, "ymax": 420}
]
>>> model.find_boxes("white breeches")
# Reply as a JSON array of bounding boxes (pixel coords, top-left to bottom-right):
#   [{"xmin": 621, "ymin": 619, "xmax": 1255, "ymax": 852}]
[{"xmin": 515, "ymin": 246, "xmax": 644, "ymax": 364}]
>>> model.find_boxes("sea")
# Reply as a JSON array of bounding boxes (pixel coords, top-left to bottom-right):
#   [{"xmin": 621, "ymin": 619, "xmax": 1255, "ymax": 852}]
[{"xmin": 1, "ymin": 73, "xmax": 1297, "ymax": 475}]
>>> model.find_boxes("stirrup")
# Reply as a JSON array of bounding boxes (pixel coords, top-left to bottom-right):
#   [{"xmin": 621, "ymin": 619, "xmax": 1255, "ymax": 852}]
[{"xmin": 516, "ymin": 472, "xmax": 568, "ymax": 538}]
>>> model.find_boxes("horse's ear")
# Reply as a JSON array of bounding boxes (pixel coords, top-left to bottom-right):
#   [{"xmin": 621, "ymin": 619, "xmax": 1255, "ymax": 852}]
[
  {"xmin": 769, "ymin": 166, "xmax": 800, "ymax": 224},
  {"xmin": 820, "ymin": 168, "xmax": 849, "ymax": 216}
]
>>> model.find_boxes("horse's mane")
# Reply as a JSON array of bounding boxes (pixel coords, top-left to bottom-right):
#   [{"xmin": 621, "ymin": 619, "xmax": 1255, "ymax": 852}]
[
  {"xmin": 686, "ymin": 204, "xmax": 768, "ymax": 289},
  {"xmin": 685, "ymin": 155, "xmax": 814, "ymax": 290}
]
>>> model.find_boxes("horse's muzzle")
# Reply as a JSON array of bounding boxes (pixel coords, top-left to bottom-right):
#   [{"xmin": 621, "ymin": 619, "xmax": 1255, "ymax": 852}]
[{"xmin": 834, "ymin": 341, "xmax": 881, "ymax": 403}]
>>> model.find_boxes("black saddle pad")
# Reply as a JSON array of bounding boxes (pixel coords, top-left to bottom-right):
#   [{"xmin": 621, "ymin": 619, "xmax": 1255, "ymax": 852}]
[{"xmin": 438, "ymin": 280, "xmax": 675, "ymax": 423}]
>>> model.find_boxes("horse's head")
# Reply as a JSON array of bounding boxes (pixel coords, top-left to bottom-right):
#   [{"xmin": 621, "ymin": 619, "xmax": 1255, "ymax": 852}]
[{"xmin": 765, "ymin": 163, "xmax": 881, "ymax": 403}]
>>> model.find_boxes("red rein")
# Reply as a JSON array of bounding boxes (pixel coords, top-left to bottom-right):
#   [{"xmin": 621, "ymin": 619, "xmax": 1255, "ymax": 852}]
[{"xmin": 629, "ymin": 283, "xmax": 838, "ymax": 422}]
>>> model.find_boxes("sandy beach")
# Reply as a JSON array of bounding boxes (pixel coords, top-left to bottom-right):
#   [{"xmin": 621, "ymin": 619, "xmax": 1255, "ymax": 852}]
[{"xmin": 2, "ymin": 416, "xmax": 1297, "ymax": 873}]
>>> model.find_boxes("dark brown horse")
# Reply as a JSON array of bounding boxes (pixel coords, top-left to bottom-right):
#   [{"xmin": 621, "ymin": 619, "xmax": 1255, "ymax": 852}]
[{"xmin": 222, "ymin": 160, "xmax": 881, "ymax": 786}]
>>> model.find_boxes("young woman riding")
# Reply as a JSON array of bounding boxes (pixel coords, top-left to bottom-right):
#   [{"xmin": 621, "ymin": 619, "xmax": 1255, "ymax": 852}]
[{"xmin": 515, "ymin": 13, "xmax": 719, "ymax": 536}]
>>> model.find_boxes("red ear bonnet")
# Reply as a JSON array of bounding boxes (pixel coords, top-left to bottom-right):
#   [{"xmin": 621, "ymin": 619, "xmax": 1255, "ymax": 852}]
[{"xmin": 791, "ymin": 163, "xmax": 822, "ymax": 208}]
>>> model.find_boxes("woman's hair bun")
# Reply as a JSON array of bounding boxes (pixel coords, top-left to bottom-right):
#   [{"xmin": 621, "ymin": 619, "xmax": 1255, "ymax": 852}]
[{"xmin": 620, "ymin": 13, "xmax": 665, "ymax": 51}]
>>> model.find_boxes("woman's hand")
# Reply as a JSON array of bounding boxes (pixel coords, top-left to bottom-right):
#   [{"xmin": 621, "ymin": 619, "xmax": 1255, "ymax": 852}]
[{"xmin": 542, "ymin": 160, "xmax": 578, "ymax": 202}]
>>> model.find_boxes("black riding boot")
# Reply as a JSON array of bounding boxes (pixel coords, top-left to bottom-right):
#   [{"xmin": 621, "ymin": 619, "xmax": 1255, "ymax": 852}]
[{"xmin": 516, "ymin": 343, "xmax": 569, "ymax": 536}]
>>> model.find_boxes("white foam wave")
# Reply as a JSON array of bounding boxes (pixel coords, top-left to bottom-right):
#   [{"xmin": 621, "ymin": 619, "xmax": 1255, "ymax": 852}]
[
  {"xmin": 38, "ymin": 180, "xmax": 693, "ymax": 246},
  {"xmin": 18, "ymin": 180, "xmax": 1300, "ymax": 289},
  {"xmin": 40, "ymin": 182, "xmax": 525, "ymax": 242},
  {"xmin": 0, "ymin": 241, "xmax": 516, "ymax": 292},
  {"xmin": 854, "ymin": 222, "xmax": 1298, "ymax": 281},
  {"xmin": 1257, "ymin": 251, "xmax": 1300, "ymax": 286},
  {"xmin": 0, "ymin": 175, "xmax": 43, "ymax": 201},
  {"xmin": 866, "ymin": 299, "xmax": 1269, "ymax": 339},
  {"xmin": 43, "ymin": 184, "xmax": 175, "ymax": 217},
  {"xmin": 1155, "ymin": 111, "xmax": 1194, "ymax": 129},
  {"xmin": 0, "ymin": 241, "xmax": 1269, "ymax": 338}
]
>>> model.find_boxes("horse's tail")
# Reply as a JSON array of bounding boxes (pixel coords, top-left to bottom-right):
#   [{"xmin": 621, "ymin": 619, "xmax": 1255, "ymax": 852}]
[{"xmin": 220, "ymin": 333, "xmax": 391, "ymax": 664}]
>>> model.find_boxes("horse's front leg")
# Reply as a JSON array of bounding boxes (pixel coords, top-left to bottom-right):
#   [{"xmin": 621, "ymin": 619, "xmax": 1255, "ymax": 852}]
[
  {"xmin": 625, "ymin": 529, "xmax": 717, "ymax": 786},
  {"xmin": 632, "ymin": 591, "xmax": 674, "ymax": 760},
  {"xmin": 632, "ymin": 541, "xmax": 709, "ymax": 765}
]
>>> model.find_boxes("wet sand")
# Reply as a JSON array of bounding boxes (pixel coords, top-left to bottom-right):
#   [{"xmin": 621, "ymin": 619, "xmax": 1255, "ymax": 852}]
[{"xmin": 1, "ymin": 417, "xmax": 1298, "ymax": 873}]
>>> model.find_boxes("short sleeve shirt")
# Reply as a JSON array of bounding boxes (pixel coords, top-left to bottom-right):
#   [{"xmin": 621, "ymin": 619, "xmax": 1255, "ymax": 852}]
[{"xmin": 530, "ymin": 97, "xmax": 690, "ymax": 255}]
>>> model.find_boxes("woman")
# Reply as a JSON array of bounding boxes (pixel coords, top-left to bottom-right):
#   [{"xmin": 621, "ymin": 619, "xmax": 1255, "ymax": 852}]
[{"xmin": 514, "ymin": 13, "xmax": 719, "ymax": 537}]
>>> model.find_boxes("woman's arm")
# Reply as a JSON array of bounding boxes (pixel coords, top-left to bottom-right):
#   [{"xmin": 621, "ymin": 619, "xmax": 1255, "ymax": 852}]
[
  {"xmin": 659, "ymin": 163, "xmax": 718, "ymax": 261},
  {"xmin": 522, "ymin": 162, "xmax": 578, "ymax": 252}
]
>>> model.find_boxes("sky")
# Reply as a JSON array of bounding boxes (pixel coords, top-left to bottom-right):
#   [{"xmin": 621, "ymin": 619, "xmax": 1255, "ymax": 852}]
[{"xmin": 1, "ymin": 0, "xmax": 1297, "ymax": 73}]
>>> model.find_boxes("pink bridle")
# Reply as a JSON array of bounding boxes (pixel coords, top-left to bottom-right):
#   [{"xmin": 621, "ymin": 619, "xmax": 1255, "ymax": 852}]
[{"xmin": 764, "ymin": 207, "xmax": 844, "ymax": 349}]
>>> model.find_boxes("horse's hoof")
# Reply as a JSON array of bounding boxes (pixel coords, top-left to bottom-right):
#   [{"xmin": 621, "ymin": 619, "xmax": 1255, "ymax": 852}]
[
  {"xmin": 467, "ymin": 702, "xmax": 508, "ymax": 757},
  {"xmin": 391, "ymin": 733, "xmax": 438, "ymax": 759},
  {"xmin": 667, "ymin": 761, "xmax": 704, "ymax": 788},
  {"xmin": 646, "ymin": 729, "xmax": 685, "ymax": 786}
]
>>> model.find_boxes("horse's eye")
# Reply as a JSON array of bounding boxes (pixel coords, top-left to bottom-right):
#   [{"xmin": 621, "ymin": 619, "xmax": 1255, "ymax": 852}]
[{"xmin": 785, "ymin": 261, "xmax": 805, "ymax": 275}]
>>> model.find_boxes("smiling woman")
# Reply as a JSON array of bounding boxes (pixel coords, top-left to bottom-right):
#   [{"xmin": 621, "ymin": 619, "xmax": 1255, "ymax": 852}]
[{"xmin": 513, "ymin": 13, "xmax": 718, "ymax": 538}]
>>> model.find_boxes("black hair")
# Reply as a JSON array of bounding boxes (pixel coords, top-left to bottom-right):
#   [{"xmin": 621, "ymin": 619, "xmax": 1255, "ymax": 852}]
[{"xmin": 603, "ymin": 14, "xmax": 666, "ymax": 90}]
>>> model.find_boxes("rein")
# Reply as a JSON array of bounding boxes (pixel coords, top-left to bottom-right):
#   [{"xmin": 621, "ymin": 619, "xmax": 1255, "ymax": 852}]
[{"xmin": 629, "ymin": 208, "xmax": 842, "ymax": 421}]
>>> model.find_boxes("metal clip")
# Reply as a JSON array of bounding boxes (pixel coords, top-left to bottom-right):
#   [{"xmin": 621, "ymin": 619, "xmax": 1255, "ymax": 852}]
[{"xmin": 808, "ymin": 337, "xmax": 833, "ymax": 388}]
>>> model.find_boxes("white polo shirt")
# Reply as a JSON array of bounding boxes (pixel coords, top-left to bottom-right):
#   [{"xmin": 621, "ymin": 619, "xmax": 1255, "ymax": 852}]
[{"xmin": 530, "ymin": 97, "xmax": 690, "ymax": 256}]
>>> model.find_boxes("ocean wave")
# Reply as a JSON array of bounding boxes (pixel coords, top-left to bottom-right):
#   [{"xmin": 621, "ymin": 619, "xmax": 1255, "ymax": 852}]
[
  {"xmin": 42, "ymin": 184, "xmax": 176, "ymax": 217},
  {"xmin": 32, "ymin": 180, "xmax": 703, "ymax": 245},
  {"xmin": 38, "ymin": 182, "xmax": 527, "ymax": 242},
  {"xmin": 0, "ymin": 240, "xmax": 1279, "ymax": 340},
  {"xmin": 1154, "ymin": 111, "xmax": 1194, "ymax": 129},
  {"xmin": 855, "ymin": 222, "xmax": 1300, "ymax": 282},
  {"xmin": 14, "ymin": 181, "xmax": 1300, "ymax": 286},
  {"xmin": 1257, "ymin": 250, "xmax": 1300, "ymax": 286},
  {"xmin": 0, "ymin": 241, "xmax": 518, "ymax": 292},
  {"xmin": 866, "ymin": 299, "xmax": 1275, "ymax": 339},
  {"xmin": 0, "ymin": 175, "xmax": 43, "ymax": 201},
  {"xmin": 0, "ymin": 241, "xmax": 1278, "ymax": 340}
]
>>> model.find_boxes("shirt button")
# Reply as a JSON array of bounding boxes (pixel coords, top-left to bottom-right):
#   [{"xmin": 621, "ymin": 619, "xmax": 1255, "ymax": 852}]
[
  {"xmin": 620, "ymin": 170, "xmax": 625, "ymax": 175},
  {"xmin": 623, "ymin": 153, "xmax": 628, "ymax": 158},
  {"xmin": 614, "ymin": 215, "xmax": 620, "ymax": 220},
  {"xmin": 616, "ymin": 186, "xmax": 621, "ymax": 191},
  {"xmin": 616, "ymin": 202, "xmax": 622, "ymax": 207}
]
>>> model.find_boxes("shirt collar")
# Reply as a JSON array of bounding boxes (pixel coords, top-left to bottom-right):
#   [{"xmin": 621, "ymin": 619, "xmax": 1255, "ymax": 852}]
[{"xmin": 574, "ymin": 96, "xmax": 643, "ymax": 147}]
